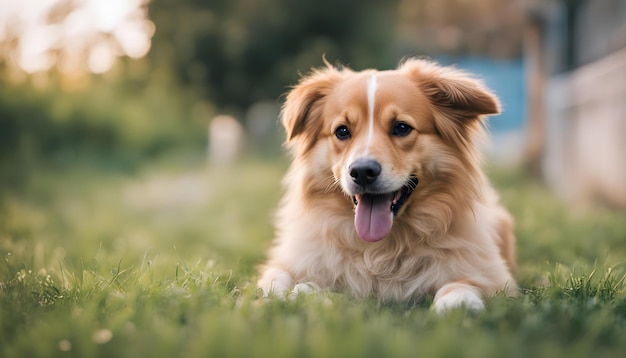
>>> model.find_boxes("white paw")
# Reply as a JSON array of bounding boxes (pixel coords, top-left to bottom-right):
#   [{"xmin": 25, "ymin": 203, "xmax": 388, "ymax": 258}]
[
  {"xmin": 257, "ymin": 267, "xmax": 293, "ymax": 298},
  {"xmin": 433, "ymin": 283, "xmax": 485, "ymax": 314},
  {"xmin": 289, "ymin": 282, "xmax": 320, "ymax": 298}
]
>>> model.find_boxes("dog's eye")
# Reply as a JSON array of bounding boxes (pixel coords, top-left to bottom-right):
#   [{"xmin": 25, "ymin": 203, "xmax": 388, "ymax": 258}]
[
  {"xmin": 335, "ymin": 125, "xmax": 351, "ymax": 140},
  {"xmin": 392, "ymin": 122, "xmax": 413, "ymax": 137}
]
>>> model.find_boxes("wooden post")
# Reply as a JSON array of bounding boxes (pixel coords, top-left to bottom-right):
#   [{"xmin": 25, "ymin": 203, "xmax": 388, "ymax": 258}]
[{"xmin": 523, "ymin": 9, "xmax": 546, "ymax": 179}]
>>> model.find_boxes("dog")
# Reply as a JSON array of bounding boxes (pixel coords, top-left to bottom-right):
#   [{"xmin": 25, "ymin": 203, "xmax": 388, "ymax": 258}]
[{"xmin": 257, "ymin": 58, "xmax": 517, "ymax": 313}]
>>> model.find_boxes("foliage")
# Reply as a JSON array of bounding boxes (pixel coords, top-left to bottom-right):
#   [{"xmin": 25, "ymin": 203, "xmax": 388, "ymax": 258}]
[
  {"xmin": 150, "ymin": 0, "xmax": 400, "ymax": 110},
  {"xmin": 0, "ymin": 67, "xmax": 210, "ymax": 186},
  {"xmin": 1, "ymin": 158, "xmax": 625, "ymax": 357},
  {"xmin": 0, "ymin": 0, "xmax": 527, "ymax": 184},
  {"xmin": 0, "ymin": 0, "xmax": 401, "ymax": 183}
]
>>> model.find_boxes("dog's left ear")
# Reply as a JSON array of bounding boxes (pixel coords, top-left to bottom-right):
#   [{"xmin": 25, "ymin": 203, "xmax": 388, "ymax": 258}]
[{"xmin": 401, "ymin": 59, "xmax": 500, "ymax": 146}]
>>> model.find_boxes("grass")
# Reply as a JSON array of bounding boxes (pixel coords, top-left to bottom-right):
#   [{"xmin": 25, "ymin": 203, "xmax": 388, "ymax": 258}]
[{"xmin": 1, "ymin": 155, "xmax": 625, "ymax": 358}]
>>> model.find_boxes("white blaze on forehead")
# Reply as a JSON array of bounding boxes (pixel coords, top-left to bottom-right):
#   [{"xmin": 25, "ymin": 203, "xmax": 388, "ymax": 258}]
[
  {"xmin": 365, "ymin": 73, "xmax": 378, "ymax": 152},
  {"xmin": 346, "ymin": 73, "xmax": 378, "ymax": 174}
]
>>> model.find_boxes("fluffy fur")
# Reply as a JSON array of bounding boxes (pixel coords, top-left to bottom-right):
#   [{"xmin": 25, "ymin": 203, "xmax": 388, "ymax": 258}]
[{"xmin": 257, "ymin": 58, "xmax": 517, "ymax": 313}]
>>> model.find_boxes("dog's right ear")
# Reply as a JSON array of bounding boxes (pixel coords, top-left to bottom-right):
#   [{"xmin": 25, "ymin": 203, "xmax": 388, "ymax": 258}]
[{"xmin": 281, "ymin": 65, "xmax": 343, "ymax": 150}]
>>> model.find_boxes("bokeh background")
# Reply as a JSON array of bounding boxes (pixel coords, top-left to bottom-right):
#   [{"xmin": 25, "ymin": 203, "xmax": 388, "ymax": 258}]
[
  {"xmin": 0, "ymin": 0, "xmax": 625, "ymax": 265},
  {"xmin": 1, "ymin": 0, "xmax": 624, "ymax": 207},
  {"xmin": 1, "ymin": 1, "xmax": 626, "ymax": 356}
]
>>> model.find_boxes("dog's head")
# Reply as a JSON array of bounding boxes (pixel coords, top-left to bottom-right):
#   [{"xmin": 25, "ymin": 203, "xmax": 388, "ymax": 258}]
[{"xmin": 281, "ymin": 59, "xmax": 500, "ymax": 242}]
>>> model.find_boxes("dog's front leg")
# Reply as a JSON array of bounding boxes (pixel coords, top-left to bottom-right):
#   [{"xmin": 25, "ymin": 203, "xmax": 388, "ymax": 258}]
[
  {"xmin": 257, "ymin": 266, "xmax": 294, "ymax": 297},
  {"xmin": 257, "ymin": 267, "xmax": 321, "ymax": 298},
  {"xmin": 432, "ymin": 282, "xmax": 485, "ymax": 314},
  {"xmin": 290, "ymin": 282, "xmax": 321, "ymax": 297}
]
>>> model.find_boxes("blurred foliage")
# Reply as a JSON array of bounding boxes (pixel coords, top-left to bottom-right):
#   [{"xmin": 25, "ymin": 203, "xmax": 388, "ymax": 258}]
[
  {"xmin": 0, "ymin": 0, "xmax": 525, "ymax": 182},
  {"xmin": 0, "ymin": 66, "xmax": 208, "ymax": 185},
  {"xmin": 150, "ymin": 0, "xmax": 523, "ymax": 110},
  {"xmin": 0, "ymin": 0, "xmax": 402, "ymax": 179},
  {"xmin": 395, "ymin": 0, "xmax": 524, "ymax": 58},
  {"xmin": 150, "ymin": 0, "xmax": 400, "ymax": 110}
]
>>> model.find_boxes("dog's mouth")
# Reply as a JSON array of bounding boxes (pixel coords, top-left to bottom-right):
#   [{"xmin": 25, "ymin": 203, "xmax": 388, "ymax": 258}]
[{"xmin": 351, "ymin": 177, "xmax": 418, "ymax": 242}]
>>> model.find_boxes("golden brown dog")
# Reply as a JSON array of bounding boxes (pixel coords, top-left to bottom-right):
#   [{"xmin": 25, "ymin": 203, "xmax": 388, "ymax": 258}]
[{"xmin": 257, "ymin": 59, "xmax": 517, "ymax": 313}]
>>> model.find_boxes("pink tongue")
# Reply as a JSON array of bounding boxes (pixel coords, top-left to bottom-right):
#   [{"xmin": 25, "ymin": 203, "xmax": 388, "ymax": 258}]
[{"xmin": 354, "ymin": 194, "xmax": 393, "ymax": 242}]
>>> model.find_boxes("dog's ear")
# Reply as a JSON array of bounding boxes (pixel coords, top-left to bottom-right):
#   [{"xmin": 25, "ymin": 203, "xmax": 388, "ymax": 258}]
[
  {"xmin": 281, "ymin": 65, "xmax": 343, "ymax": 150},
  {"xmin": 401, "ymin": 59, "xmax": 500, "ymax": 146}
]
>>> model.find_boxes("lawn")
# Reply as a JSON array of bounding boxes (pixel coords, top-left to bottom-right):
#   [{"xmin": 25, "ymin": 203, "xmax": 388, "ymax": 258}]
[{"xmin": 1, "ymin": 154, "xmax": 625, "ymax": 358}]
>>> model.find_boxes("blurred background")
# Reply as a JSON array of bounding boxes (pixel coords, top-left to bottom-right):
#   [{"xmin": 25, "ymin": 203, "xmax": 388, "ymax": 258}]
[
  {"xmin": 1, "ymin": 3, "xmax": 625, "ymax": 355},
  {"xmin": 0, "ymin": 0, "xmax": 624, "ymax": 207}
]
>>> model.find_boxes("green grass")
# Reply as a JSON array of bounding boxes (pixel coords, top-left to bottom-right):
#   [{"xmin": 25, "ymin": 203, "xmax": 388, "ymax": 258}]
[{"xmin": 1, "ymin": 156, "xmax": 625, "ymax": 357}]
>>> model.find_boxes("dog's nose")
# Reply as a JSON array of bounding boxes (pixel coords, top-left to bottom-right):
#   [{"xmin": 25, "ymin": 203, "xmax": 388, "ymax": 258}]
[{"xmin": 349, "ymin": 158, "xmax": 382, "ymax": 186}]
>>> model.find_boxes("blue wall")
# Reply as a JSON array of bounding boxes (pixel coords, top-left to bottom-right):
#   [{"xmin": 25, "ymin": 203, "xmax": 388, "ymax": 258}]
[{"xmin": 435, "ymin": 56, "xmax": 526, "ymax": 133}]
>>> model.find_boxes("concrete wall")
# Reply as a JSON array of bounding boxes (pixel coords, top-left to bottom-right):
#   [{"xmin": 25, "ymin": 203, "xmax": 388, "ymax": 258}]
[{"xmin": 543, "ymin": 47, "xmax": 626, "ymax": 207}]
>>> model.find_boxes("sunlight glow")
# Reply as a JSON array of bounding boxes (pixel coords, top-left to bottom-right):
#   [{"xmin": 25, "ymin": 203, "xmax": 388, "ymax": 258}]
[{"xmin": 0, "ymin": 0, "xmax": 154, "ymax": 75}]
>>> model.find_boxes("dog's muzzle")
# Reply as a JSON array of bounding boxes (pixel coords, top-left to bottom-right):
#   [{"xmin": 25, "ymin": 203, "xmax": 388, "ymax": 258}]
[{"xmin": 349, "ymin": 161, "xmax": 419, "ymax": 242}]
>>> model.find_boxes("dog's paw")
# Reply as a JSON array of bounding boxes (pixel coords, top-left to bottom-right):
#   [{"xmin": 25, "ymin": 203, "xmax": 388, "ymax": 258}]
[
  {"xmin": 257, "ymin": 267, "xmax": 293, "ymax": 298},
  {"xmin": 289, "ymin": 282, "xmax": 321, "ymax": 298},
  {"xmin": 432, "ymin": 283, "xmax": 485, "ymax": 314}
]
